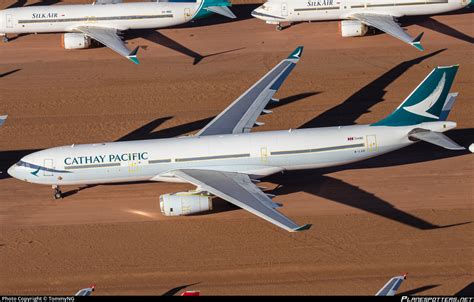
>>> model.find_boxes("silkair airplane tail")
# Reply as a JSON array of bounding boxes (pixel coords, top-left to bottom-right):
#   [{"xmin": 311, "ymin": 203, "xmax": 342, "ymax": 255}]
[
  {"xmin": 372, "ymin": 65, "xmax": 465, "ymax": 150},
  {"xmin": 195, "ymin": 0, "xmax": 236, "ymax": 19}
]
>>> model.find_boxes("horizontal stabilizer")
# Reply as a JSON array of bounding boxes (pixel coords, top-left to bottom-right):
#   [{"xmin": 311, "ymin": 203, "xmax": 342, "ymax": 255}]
[
  {"xmin": 409, "ymin": 129, "xmax": 465, "ymax": 150},
  {"xmin": 205, "ymin": 6, "xmax": 236, "ymax": 19}
]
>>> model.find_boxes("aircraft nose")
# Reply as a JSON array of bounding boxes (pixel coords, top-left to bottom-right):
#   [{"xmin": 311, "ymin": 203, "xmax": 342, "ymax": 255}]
[
  {"xmin": 251, "ymin": 7, "xmax": 261, "ymax": 18},
  {"xmin": 7, "ymin": 164, "xmax": 17, "ymax": 178}
]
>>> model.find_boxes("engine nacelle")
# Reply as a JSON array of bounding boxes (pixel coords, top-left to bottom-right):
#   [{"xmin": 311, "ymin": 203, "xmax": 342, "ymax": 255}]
[
  {"xmin": 61, "ymin": 33, "xmax": 92, "ymax": 49},
  {"xmin": 160, "ymin": 192, "xmax": 213, "ymax": 216},
  {"xmin": 339, "ymin": 20, "xmax": 368, "ymax": 37}
]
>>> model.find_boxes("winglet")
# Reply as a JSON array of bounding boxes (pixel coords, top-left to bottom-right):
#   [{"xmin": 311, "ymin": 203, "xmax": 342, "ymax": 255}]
[
  {"xmin": 411, "ymin": 32, "xmax": 424, "ymax": 51},
  {"xmin": 127, "ymin": 46, "xmax": 140, "ymax": 64},
  {"xmin": 288, "ymin": 46, "xmax": 304, "ymax": 60},
  {"xmin": 292, "ymin": 224, "xmax": 312, "ymax": 232}
]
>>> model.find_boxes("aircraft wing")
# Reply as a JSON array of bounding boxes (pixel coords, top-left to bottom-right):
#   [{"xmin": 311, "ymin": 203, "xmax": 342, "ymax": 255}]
[
  {"xmin": 350, "ymin": 13, "xmax": 424, "ymax": 51},
  {"xmin": 375, "ymin": 274, "xmax": 406, "ymax": 296},
  {"xmin": 172, "ymin": 169, "xmax": 312, "ymax": 232},
  {"xmin": 196, "ymin": 46, "xmax": 303, "ymax": 136},
  {"xmin": 75, "ymin": 26, "xmax": 139, "ymax": 64},
  {"xmin": 0, "ymin": 115, "xmax": 7, "ymax": 127}
]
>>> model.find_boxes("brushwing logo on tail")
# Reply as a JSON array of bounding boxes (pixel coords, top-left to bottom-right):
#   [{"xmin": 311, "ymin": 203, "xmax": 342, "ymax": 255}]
[{"xmin": 403, "ymin": 72, "xmax": 446, "ymax": 119}]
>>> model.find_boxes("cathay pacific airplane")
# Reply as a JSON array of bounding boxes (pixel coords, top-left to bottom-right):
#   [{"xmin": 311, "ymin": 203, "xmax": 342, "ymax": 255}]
[
  {"xmin": 0, "ymin": 0, "xmax": 235, "ymax": 63},
  {"xmin": 251, "ymin": 0, "xmax": 471, "ymax": 51},
  {"xmin": 8, "ymin": 47, "xmax": 465, "ymax": 232}
]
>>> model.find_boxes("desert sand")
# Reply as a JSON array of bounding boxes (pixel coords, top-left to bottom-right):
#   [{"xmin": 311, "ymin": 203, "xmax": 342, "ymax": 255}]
[{"xmin": 0, "ymin": 0, "xmax": 473, "ymax": 295}]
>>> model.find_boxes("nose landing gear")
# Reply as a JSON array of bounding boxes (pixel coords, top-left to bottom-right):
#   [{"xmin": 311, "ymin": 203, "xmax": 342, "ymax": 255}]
[
  {"xmin": 1, "ymin": 34, "xmax": 8, "ymax": 43},
  {"xmin": 53, "ymin": 185, "xmax": 63, "ymax": 199}
]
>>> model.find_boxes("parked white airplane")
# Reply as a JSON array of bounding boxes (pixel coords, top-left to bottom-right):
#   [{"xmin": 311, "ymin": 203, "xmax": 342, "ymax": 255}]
[
  {"xmin": 0, "ymin": 0, "xmax": 236, "ymax": 63},
  {"xmin": 0, "ymin": 115, "xmax": 6, "ymax": 127},
  {"xmin": 7, "ymin": 47, "xmax": 465, "ymax": 232},
  {"xmin": 376, "ymin": 274, "xmax": 407, "ymax": 296},
  {"xmin": 251, "ymin": 0, "xmax": 471, "ymax": 50}
]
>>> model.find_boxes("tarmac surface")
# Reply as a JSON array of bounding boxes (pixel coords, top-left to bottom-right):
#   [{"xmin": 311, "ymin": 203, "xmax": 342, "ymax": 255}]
[{"xmin": 0, "ymin": 0, "xmax": 473, "ymax": 295}]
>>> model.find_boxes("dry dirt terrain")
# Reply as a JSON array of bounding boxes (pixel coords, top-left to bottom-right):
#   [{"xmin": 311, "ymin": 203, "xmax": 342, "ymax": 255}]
[{"xmin": 0, "ymin": 0, "xmax": 473, "ymax": 296}]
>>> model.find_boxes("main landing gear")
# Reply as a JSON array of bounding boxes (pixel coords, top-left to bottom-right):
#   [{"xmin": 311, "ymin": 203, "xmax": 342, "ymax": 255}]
[
  {"xmin": 53, "ymin": 185, "xmax": 63, "ymax": 200},
  {"xmin": 276, "ymin": 24, "xmax": 283, "ymax": 31},
  {"xmin": 1, "ymin": 35, "xmax": 8, "ymax": 43}
]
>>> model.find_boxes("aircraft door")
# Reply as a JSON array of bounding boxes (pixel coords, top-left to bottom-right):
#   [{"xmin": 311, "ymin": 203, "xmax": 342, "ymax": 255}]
[
  {"xmin": 366, "ymin": 135, "xmax": 378, "ymax": 152},
  {"xmin": 44, "ymin": 159, "xmax": 54, "ymax": 176},
  {"xmin": 6, "ymin": 14, "xmax": 13, "ymax": 28},
  {"xmin": 86, "ymin": 16, "xmax": 97, "ymax": 24},
  {"xmin": 128, "ymin": 161, "xmax": 140, "ymax": 173},
  {"xmin": 184, "ymin": 8, "xmax": 191, "ymax": 21},
  {"xmin": 260, "ymin": 147, "xmax": 268, "ymax": 163},
  {"xmin": 281, "ymin": 3, "xmax": 288, "ymax": 17}
]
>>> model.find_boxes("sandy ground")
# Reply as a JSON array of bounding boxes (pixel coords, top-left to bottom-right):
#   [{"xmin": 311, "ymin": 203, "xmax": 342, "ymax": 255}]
[{"xmin": 0, "ymin": 0, "xmax": 473, "ymax": 296}]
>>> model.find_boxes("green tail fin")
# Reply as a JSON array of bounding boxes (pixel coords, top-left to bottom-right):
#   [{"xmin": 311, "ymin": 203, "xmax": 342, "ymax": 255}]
[
  {"xmin": 372, "ymin": 65, "xmax": 459, "ymax": 127},
  {"xmin": 194, "ymin": 0, "xmax": 233, "ymax": 19}
]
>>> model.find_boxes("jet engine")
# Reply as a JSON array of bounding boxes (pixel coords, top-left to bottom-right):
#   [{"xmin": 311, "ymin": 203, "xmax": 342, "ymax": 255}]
[
  {"xmin": 61, "ymin": 33, "xmax": 92, "ymax": 49},
  {"xmin": 159, "ymin": 192, "xmax": 213, "ymax": 216},
  {"xmin": 339, "ymin": 20, "xmax": 368, "ymax": 37}
]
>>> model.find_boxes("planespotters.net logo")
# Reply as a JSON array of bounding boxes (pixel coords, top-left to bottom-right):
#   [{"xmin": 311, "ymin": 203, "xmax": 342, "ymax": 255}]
[{"xmin": 401, "ymin": 297, "xmax": 474, "ymax": 302}]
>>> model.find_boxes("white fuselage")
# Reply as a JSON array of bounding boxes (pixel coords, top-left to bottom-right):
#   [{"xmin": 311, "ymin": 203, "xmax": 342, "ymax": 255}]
[
  {"xmin": 0, "ymin": 2, "xmax": 202, "ymax": 34},
  {"xmin": 252, "ymin": 0, "xmax": 469, "ymax": 23},
  {"xmin": 8, "ymin": 121, "xmax": 456, "ymax": 186}
]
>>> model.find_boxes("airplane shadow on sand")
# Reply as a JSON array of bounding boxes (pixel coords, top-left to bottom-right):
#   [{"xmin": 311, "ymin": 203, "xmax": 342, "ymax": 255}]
[
  {"xmin": 402, "ymin": 7, "xmax": 474, "ymax": 45},
  {"xmin": 455, "ymin": 282, "xmax": 474, "ymax": 296},
  {"xmin": 126, "ymin": 29, "xmax": 245, "ymax": 65},
  {"xmin": 1, "ymin": 50, "xmax": 472, "ymax": 230},
  {"xmin": 397, "ymin": 284, "xmax": 440, "ymax": 296},
  {"xmin": 124, "ymin": 3, "xmax": 261, "ymax": 64},
  {"xmin": 0, "ymin": 68, "xmax": 21, "ymax": 78}
]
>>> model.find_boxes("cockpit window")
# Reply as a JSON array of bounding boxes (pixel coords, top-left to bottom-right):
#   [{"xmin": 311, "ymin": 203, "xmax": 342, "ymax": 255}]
[{"xmin": 15, "ymin": 161, "xmax": 30, "ymax": 168}]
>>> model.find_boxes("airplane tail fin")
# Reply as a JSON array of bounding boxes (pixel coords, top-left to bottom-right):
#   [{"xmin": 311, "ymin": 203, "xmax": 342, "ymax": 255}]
[
  {"xmin": 372, "ymin": 65, "xmax": 459, "ymax": 127},
  {"xmin": 375, "ymin": 273, "xmax": 407, "ymax": 296},
  {"xmin": 196, "ymin": 0, "xmax": 236, "ymax": 19}
]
